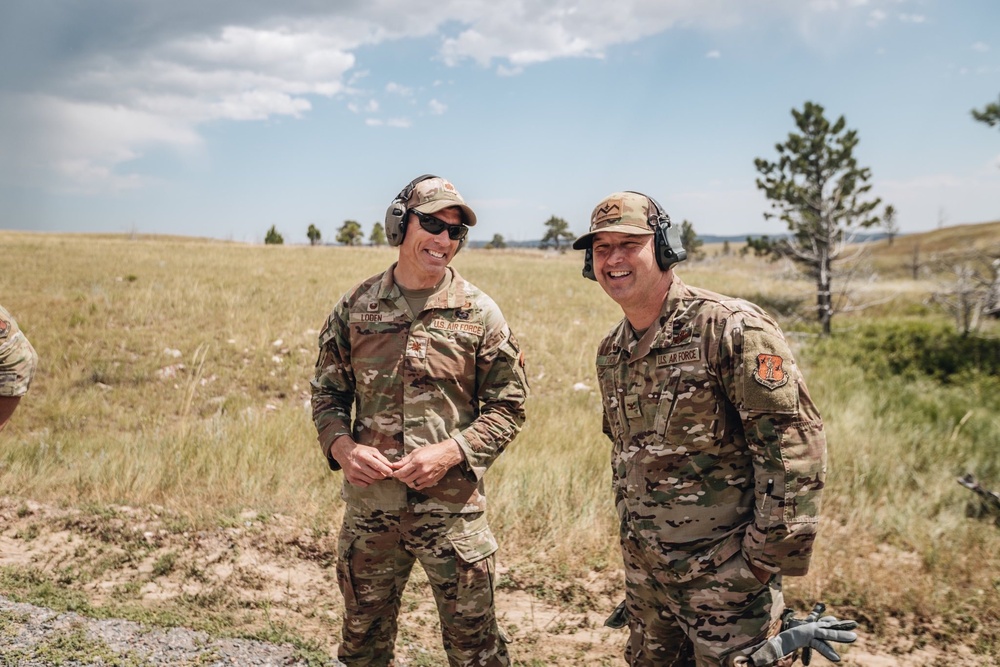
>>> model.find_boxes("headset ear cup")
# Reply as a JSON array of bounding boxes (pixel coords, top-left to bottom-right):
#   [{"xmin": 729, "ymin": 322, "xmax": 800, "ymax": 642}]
[
  {"xmin": 583, "ymin": 248, "xmax": 597, "ymax": 281},
  {"xmin": 654, "ymin": 221, "xmax": 687, "ymax": 271},
  {"xmin": 384, "ymin": 173, "xmax": 440, "ymax": 247},
  {"xmin": 385, "ymin": 201, "xmax": 407, "ymax": 246}
]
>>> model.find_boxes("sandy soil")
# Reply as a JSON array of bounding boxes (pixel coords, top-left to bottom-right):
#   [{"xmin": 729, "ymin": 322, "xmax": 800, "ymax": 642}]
[{"xmin": 0, "ymin": 497, "xmax": 991, "ymax": 666}]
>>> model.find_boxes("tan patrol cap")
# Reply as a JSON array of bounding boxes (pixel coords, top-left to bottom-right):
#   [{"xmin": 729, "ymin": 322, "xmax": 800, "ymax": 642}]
[
  {"xmin": 572, "ymin": 191, "xmax": 655, "ymax": 250},
  {"xmin": 408, "ymin": 177, "xmax": 477, "ymax": 226}
]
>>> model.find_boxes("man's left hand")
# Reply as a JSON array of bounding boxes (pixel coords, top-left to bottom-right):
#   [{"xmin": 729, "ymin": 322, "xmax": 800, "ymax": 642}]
[{"xmin": 392, "ymin": 439, "xmax": 464, "ymax": 490}]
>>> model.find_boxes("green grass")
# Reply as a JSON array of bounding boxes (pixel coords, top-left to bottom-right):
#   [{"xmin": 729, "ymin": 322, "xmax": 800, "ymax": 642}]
[{"xmin": 2, "ymin": 230, "xmax": 1000, "ymax": 661}]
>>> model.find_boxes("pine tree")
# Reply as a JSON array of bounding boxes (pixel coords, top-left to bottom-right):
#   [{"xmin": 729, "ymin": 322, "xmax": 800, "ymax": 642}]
[{"xmin": 754, "ymin": 101, "xmax": 883, "ymax": 335}]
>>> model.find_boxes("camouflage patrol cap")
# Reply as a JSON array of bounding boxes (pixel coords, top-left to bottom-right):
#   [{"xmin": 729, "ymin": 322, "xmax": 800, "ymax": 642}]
[
  {"xmin": 572, "ymin": 191, "xmax": 655, "ymax": 250},
  {"xmin": 408, "ymin": 177, "xmax": 477, "ymax": 226}
]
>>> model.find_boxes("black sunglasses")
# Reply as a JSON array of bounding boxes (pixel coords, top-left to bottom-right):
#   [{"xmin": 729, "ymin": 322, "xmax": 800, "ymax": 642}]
[{"xmin": 410, "ymin": 210, "xmax": 469, "ymax": 241}]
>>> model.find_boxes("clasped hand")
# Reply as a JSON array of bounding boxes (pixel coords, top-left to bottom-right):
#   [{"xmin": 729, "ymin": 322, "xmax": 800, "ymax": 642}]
[{"xmin": 332, "ymin": 437, "xmax": 463, "ymax": 490}]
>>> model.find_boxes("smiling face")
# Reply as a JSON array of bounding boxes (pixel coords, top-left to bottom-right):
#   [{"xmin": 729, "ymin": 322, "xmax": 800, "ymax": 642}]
[
  {"xmin": 592, "ymin": 231, "xmax": 672, "ymax": 328},
  {"xmin": 393, "ymin": 206, "xmax": 464, "ymax": 289}
]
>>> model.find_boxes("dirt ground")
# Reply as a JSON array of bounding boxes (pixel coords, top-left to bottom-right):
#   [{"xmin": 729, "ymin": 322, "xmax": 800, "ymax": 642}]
[{"xmin": 0, "ymin": 497, "xmax": 991, "ymax": 666}]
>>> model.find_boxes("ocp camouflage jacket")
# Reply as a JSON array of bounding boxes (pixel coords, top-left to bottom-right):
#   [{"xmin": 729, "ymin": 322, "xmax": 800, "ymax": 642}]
[
  {"xmin": 312, "ymin": 264, "xmax": 528, "ymax": 514},
  {"xmin": 0, "ymin": 304, "xmax": 38, "ymax": 397},
  {"xmin": 597, "ymin": 275, "xmax": 826, "ymax": 581}
]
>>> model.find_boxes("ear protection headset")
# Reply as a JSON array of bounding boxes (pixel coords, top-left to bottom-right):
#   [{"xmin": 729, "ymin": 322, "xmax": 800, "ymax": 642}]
[
  {"xmin": 385, "ymin": 174, "xmax": 437, "ymax": 247},
  {"xmin": 385, "ymin": 173, "xmax": 466, "ymax": 250},
  {"xmin": 582, "ymin": 191, "xmax": 687, "ymax": 281}
]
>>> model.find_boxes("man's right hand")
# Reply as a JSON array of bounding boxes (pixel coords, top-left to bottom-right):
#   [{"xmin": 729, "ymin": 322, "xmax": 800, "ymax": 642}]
[{"xmin": 329, "ymin": 436, "xmax": 394, "ymax": 487}]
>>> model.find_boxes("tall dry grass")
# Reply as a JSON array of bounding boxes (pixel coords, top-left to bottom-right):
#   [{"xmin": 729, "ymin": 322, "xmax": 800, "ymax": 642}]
[{"xmin": 2, "ymin": 231, "xmax": 999, "ymax": 656}]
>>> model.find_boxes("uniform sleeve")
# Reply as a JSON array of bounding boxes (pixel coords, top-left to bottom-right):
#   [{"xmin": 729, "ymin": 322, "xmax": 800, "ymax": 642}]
[
  {"xmin": 310, "ymin": 299, "xmax": 355, "ymax": 469},
  {"xmin": 453, "ymin": 311, "xmax": 529, "ymax": 482},
  {"xmin": 718, "ymin": 312, "xmax": 827, "ymax": 577},
  {"xmin": 0, "ymin": 311, "xmax": 38, "ymax": 398}
]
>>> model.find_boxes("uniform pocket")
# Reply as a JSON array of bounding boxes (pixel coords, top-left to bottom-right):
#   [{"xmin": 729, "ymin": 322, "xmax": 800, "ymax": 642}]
[
  {"xmin": 780, "ymin": 420, "xmax": 826, "ymax": 524},
  {"xmin": 653, "ymin": 365, "xmax": 682, "ymax": 437},
  {"xmin": 598, "ymin": 366, "xmax": 624, "ymax": 440},
  {"xmin": 448, "ymin": 519, "xmax": 500, "ymax": 615},
  {"xmin": 448, "ymin": 524, "xmax": 499, "ymax": 565},
  {"xmin": 336, "ymin": 534, "xmax": 359, "ymax": 611}
]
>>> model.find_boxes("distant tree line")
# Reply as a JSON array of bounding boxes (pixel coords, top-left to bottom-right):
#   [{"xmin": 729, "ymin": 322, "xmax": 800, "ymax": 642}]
[
  {"xmin": 262, "ymin": 92, "xmax": 999, "ymax": 337},
  {"xmin": 262, "ymin": 221, "xmax": 392, "ymax": 246}
]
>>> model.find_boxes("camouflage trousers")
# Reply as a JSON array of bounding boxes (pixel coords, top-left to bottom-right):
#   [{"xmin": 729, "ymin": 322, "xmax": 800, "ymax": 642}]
[
  {"xmin": 336, "ymin": 506, "xmax": 509, "ymax": 667},
  {"xmin": 620, "ymin": 529, "xmax": 784, "ymax": 667}
]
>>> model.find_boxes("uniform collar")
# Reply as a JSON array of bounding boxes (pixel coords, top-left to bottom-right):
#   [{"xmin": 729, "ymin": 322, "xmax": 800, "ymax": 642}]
[
  {"xmin": 379, "ymin": 263, "xmax": 470, "ymax": 310},
  {"xmin": 610, "ymin": 274, "xmax": 692, "ymax": 360}
]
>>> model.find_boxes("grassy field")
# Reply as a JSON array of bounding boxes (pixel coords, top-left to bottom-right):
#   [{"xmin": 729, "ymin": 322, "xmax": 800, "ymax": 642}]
[{"xmin": 1, "ymin": 229, "xmax": 999, "ymax": 665}]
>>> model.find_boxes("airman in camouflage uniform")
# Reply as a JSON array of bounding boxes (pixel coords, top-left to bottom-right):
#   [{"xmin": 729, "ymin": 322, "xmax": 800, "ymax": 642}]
[
  {"xmin": 0, "ymin": 304, "xmax": 38, "ymax": 432},
  {"xmin": 573, "ymin": 192, "xmax": 827, "ymax": 667},
  {"xmin": 312, "ymin": 176, "xmax": 528, "ymax": 667}
]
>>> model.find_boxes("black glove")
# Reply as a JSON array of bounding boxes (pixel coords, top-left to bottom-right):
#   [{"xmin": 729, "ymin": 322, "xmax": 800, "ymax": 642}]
[
  {"xmin": 604, "ymin": 600, "xmax": 628, "ymax": 629},
  {"xmin": 747, "ymin": 615, "xmax": 858, "ymax": 666}
]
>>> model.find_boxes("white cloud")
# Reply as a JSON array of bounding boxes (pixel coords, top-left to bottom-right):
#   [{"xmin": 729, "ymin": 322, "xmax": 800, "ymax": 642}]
[
  {"xmin": 496, "ymin": 64, "xmax": 524, "ymax": 77},
  {"xmin": 0, "ymin": 93, "xmax": 200, "ymax": 193},
  {"xmin": 898, "ymin": 13, "xmax": 926, "ymax": 23},
  {"xmin": 349, "ymin": 99, "xmax": 380, "ymax": 114},
  {"xmin": 428, "ymin": 99, "xmax": 447, "ymax": 115},
  {"xmin": 971, "ymin": 42, "xmax": 990, "ymax": 53},
  {"xmin": 385, "ymin": 82, "xmax": 414, "ymax": 96},
  {"xmin": 867, "ymin": 9, "xmax": 887, "ymax": 26},
  {"xmin": 1, "ymin": 19, "xmax": 360, "ymax": 192},
  {"xmin": 0, "ymin": 0, "xmax": 930, "ymax": 193}
]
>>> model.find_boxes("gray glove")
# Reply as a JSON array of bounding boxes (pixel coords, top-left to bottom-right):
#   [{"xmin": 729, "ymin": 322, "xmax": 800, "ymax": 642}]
[{"xmin": 747, "ymin": 616, "xmax": 858, "ymax": 666}]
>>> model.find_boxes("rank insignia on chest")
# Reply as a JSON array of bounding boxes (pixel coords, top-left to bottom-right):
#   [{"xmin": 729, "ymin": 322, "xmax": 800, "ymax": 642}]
[
  {"xmin": 671, "ymin": 325, "xmax": 692, "ymax": 345},
  {"xmin": 624, "ymin": 394, "xmax": 642, "ymax": 419},
  {"xmin": 367, "ymin": 301, "xmax": 379, "ymax": 311},
  {"xmin": 753, "ymin": 353, "xmax": 788, "ymax": 390},
  {"xmin": 406, "ymin": 337, "xmax": 428, "ymax": 359}
]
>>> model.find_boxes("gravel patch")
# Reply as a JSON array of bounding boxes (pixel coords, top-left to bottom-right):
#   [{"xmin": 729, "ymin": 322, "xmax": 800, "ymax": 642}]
[{"xmin": 0, "ymin": 595, "xmax": 343, "ymax": 666}]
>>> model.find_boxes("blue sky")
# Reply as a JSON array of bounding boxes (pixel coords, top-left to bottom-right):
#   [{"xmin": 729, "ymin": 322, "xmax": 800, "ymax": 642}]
[{"xmin": 1, "ymin": 0, "xmax": 997, "ymax": 244}]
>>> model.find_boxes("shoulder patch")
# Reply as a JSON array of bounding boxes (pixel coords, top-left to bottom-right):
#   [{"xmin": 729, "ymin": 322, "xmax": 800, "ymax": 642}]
[
  {"xmin": 753, "ymin": 353, "xmax": 788, "ymax": 389},
  {"xmin": 742, "ymin": 329, "xmax": 798, "ymax": 414}
]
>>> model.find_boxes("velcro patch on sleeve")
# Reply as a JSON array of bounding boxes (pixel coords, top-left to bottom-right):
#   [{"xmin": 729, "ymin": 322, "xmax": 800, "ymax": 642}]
[{"xmin": 742, "ymin": 329, "xmax": 798, "ymax": 414}]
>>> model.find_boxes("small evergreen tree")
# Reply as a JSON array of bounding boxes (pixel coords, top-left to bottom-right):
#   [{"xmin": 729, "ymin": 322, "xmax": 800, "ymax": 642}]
[
  {"xmin": 264, "ymin": 225, "xmax": 284, "ymax": 245},
  {"xmin": 485, "ymin": 234, "xmax": 507, "ymax": 250},
  {"xmin": 754, "ymin": 101, "xmax": 883, "ymax": 335},
  {"xmin": 882, "ymin": 205, "xmax": 899, "ymax": 246},
  {"xmin": 337, "ymin": 220, "xmax": 364, "ymax": 246},
  {"xmin": 539, "ymin": 216, "xmax": 575, "ymax": 251},
  {"xmin": 745, "ymin": 235, "xmax": 777, "ymax": 258},
  {"xmin": 971, "ymin": 94, "xmax": 1000, "ymax": 129},
  {"xmin": 307, "ymin": 224, "xmax": 322, "ymax": 246},
  {"xmin": 679, "ymin": 220, "xmax": 703, "ymax": 260},
  {"xmin": 369, "ymin": 222, "xmax": 387, "ymax": 246}
]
